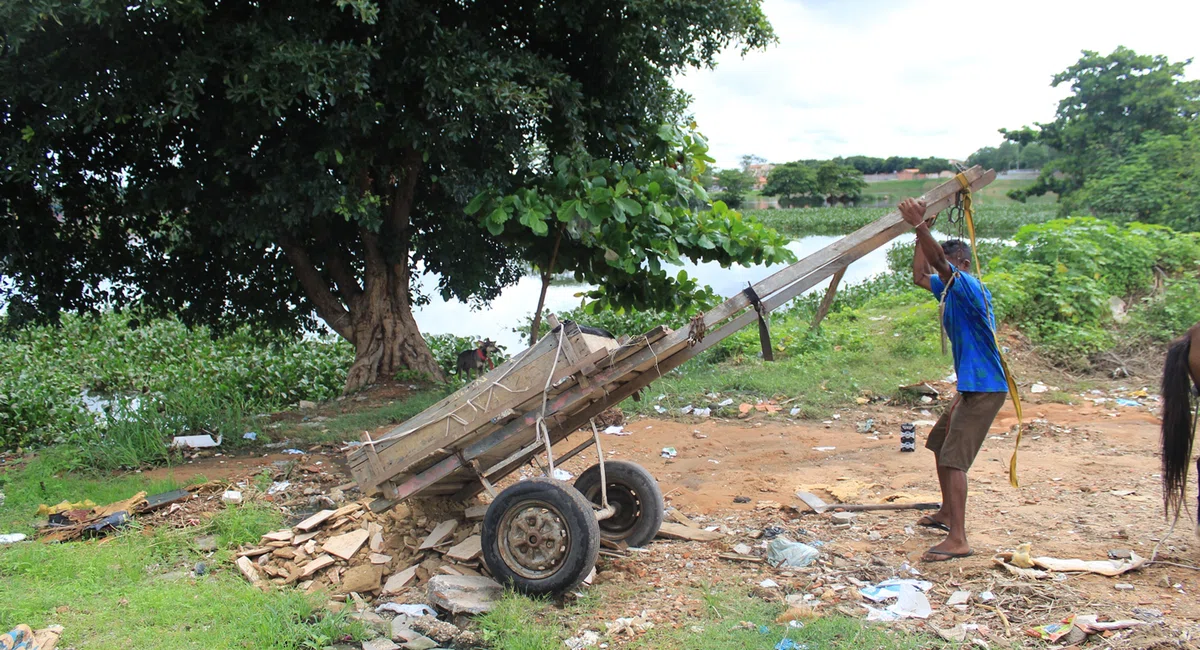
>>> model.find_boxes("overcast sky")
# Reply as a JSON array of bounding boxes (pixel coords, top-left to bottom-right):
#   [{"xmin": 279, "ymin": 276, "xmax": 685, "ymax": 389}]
[{"xmin": 676, "ymin": 0, "xmax": 1200, "ymax": 168}]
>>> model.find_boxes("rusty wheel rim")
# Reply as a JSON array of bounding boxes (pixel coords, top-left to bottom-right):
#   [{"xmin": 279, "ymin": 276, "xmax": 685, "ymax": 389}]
[{"xmin": 497, "ymin": 499, "xmax": 571, "ymax": 580}]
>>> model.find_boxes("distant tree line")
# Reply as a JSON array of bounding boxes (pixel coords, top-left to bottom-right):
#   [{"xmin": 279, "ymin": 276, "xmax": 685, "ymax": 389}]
[
  {"xmin": 826, "ymin": 155, "xmax": 956, "ymax": 175},
  {"xmin": 966, "ymin": 141, "xmax": 1055, "ymax": 173},
  {"xmin": 761, "ymin": 160, "xmax": 866, "ymax": 204}
]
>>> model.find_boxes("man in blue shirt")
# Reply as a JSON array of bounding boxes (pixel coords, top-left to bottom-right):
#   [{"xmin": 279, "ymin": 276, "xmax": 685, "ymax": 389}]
[{"xmin": 899, "ymin": 197, "xmax": 1008, "ymax": 562}]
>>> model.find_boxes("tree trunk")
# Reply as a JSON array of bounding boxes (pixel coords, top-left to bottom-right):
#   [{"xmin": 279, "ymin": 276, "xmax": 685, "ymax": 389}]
[
  {"xmin": 528, "ymin": 226, "xmax": 563, "ymax": 346},
  {"xmin": 280, "ymin": 151, "xmax": 444, "ymax": 395},
  {"xmin": 342, "ymin": 267, "xmax": 444, "ymax": 393}
]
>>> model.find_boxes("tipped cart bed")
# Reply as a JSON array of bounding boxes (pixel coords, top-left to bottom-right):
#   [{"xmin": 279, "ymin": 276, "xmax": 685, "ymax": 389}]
[{"xmin": 345, "ymin": 167, "xmax": 997, "ymax": 594}]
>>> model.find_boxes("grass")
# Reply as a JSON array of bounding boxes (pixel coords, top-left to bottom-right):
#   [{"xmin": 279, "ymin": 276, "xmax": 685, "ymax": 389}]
[
  {"xmin": 0, "ymin": 452, "xmax": 187, "ymax": 535},
  {"xmin": 477, "ymin": 589, "xmax": 941, "ymax": 650},
  {"xmin": 625, "ymin": 299, "xmax": 954, "ymax": 418},
  {"xmin": 273, "ymin": 388, "xmax": 448, "ymax": 443},
  {"xmin": 863, "ymin": 176, "xmax": 1055, "ymax": 204},
  {"xmin": 0, "ymin": 524, "xmax": 366, "ymax": 649},
  {"xmin": 477, "ymin": 593, "xmax": 567, "ymax": 650},
  {"xmin": 746, "ymin": 202, "xmax": 1059, "ymax": 239}
]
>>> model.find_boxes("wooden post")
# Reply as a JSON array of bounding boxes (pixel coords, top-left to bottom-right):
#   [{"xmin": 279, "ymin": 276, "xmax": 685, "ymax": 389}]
[{"xmin": 810, "ymin": 266, "xmax": 847, "ymax": 330}]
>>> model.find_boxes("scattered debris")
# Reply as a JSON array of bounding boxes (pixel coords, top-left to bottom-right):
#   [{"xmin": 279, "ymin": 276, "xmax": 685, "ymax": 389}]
[
  {"xmin": 733, "ymin": 496, "xmax": 751, "ymax": 504},
  {"xmin": 242, "ymin": 431, "xmax": 258, "ymax": 441},
  {"xmin": 375, "ymin": 603, "xmax": 436, "ymax": 618},
  {"xmin": 1030, "ymin": 383, "xmax": 1049, "ymax": 394},
  {"xmin": 0, "ymin": 533, "xmax": 27, "ymax": 544},
  {"xmin": 946, "ymin": 590, "xmax": 971, "ymax": 606},
  {"xmin": 766, "ymin": 537, "xmax": 819, "ymax": 568},
  {"xmin": 855, "ymin": 419, "xmax": 874, "ymax": 433},
  {"xmin": 994, "ymin": 547, "xmax": 1146, "ymax": 577},
  {"xmin": 602, "ymin": 425, "xmax": 629, "ymax": 436},
  {"xmin": 564, "ymin": 630, "xmax": 601, "ymax": 649},
  {"xmin": 171, "ymin": 434, "xmax": 222, "ymax": 449},
  {"xmin": 656, "ymin": 523, "xmax": 724, "ymax": 542},
  {"xmin": 221, "ymin": 490, "xmax": 243, "ymax": 504},
  {"xmin": 426, "ymin": 575, "xmax": 503, "ymax": 615},
  {"xmin": 660, "ymin": 447, "xmax": 677, "ymax": 459},
  {"xmin": 1, "ymin": 624, "xmax": 63, "ymax": 650}
]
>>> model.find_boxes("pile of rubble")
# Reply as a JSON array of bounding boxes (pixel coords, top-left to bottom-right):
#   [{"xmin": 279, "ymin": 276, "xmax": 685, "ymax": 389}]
[{"xmin": 233, "ymin": 496, "xmax": 501, "ymax": 613}]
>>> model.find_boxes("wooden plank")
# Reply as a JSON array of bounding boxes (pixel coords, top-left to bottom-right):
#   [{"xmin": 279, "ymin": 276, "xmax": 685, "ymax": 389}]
[
  {"xmin": 294, "ymin": 509, "xmax": 336, "ymax": 532},
  {"xmin": 811, "ymin": 265, "xmax": 847, "ymax": 330},
  {"xmin": 700, "ymin": 166, "xmax": 991, "ymax": 327},
  {"xmin": 444, "ymin": 535, "xmax": 483, "ymax": 562},
  {"xmin": 718, "ymin": 553, "xmax": 765, "ymax": 563},
  {"xmin": 667, "ymin": 509, "xmax": 701, "ymax": 529},
  {"xmin": 322, "ymin": 528, "xmax": 370, "ymax": 560},
  {"xmin": 418, "ymin": 519, "xmax": 459, "ymax": 550},
  {"xmin": 656, "ymin": 523, "xmax": 724, "ymax": 541}
]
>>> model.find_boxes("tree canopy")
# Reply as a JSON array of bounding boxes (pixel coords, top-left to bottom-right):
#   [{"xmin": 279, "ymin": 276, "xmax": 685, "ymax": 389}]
[
  {"xmin": 761, "ymin": 160, "xmax": 864, "ymax": 204},
  {"xmin": 1007, "ymin": 46, "xmax": 1200, "ymax": 223},
  {"xmin": 966, "ymin": 140, "xmax": 1054, "ymax": 172},
  {"xmin": 0, "ymin": 0, "xmax": 778, "ymax": 390},
  {"xmin": 714, "ymin": 168, "xmax": 755, "ymax": 208}
]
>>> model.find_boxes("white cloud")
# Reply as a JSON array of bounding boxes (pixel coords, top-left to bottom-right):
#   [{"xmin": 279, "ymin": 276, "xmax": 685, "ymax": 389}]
[{"xmin": 677, "ymin": 0, "xmax": 1200, "ymax": 167}]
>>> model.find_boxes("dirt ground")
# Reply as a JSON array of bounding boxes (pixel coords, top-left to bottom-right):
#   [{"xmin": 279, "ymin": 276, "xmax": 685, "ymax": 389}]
[
  {"xmin": 532, "ymin": 392, "xmax": 1200, "ymax": 648},
  {"xmin": 132, "ymin": 384, "xmax": 1200, "ymax": 648}
]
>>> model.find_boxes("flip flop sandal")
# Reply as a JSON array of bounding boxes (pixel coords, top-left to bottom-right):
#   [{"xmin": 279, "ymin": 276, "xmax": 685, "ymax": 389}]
[
  {"xmin": 922, "ymin": 549, "xmax": 974, "ymax": 562},
  {"xmin": 916, "ymin": 517, "xmax": 950, "ymax": 532}
]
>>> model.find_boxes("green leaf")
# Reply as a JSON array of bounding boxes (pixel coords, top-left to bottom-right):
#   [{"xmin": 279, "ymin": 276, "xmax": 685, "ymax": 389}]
[
  {"xmin": 695, "ymin": 234, "xmax": 715, "ymax": 250},
  {"xmin": 464, "ymin": 193, "xmax": 488, "ymax": 215},
  {"xmin": 614, "ymin": 197, "xmax": 642, "ymax": 216},
  {"xmin": 488, "ymin": 207, "xmax": 508, "ymax": 225},
  {"xmin": 334, "ymin": 150, "xmax": 344, "ymax": 165}
]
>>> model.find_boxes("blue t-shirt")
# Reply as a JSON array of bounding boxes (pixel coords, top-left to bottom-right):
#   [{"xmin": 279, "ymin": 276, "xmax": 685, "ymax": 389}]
[{"xmin": 930, "ymin": 272, "xmax": 1008, "ymax": 393}]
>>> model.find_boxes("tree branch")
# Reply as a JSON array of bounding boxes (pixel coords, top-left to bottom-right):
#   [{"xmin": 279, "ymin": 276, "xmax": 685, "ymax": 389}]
[
  {"xmin": 279, "ymin": 236, "xmax": 354, "ymax": 341},
  {"xmin": 313, "ymin": 221, "xmax": 362, "ymax": 303},
  {"xmin": 390, "ymin": 147, "xmax": 422, "ymax": 237}
]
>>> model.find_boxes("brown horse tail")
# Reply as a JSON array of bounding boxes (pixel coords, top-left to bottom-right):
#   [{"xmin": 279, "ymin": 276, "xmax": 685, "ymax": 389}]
[{"xmin": 1161, "ymin": 334, "xmax": 1195, "ymax": 520}]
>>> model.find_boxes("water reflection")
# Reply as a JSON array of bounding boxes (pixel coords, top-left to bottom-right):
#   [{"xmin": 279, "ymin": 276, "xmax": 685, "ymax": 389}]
[{"xmin": 411, "ymin": 233, "xmax": 925, "ymax": 351}]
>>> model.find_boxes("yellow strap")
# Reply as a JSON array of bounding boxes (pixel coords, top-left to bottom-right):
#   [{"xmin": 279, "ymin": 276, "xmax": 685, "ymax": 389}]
[{"xmin": 954, "ymin": 173, "xmax": 1024, "ymax": 488}]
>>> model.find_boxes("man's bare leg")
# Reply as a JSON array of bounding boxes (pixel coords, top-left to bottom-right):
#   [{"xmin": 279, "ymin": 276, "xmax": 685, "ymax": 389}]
[
  {"xmin": 923, "ymin": 467, "xmax": 971, "ymax": 560},
  {"xmin": 918, "ymin": 456, "xmax": 952, "ymax": 528}
]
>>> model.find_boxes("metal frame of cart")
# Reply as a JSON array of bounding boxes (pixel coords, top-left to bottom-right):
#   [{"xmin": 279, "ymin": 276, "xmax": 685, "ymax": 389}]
[{"xmin": 346, "ymin": 167, "xmax": 998, "ymax": 594}]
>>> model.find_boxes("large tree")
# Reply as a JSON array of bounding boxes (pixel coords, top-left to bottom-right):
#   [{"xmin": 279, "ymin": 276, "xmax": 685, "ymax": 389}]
[
  {"xmin": 0, "ymin": 0, "xmax": 776, "ymax": 391},
  {"xmin": 1007, "ymin": 47, "xmax": 1200, "ymax": 205}
]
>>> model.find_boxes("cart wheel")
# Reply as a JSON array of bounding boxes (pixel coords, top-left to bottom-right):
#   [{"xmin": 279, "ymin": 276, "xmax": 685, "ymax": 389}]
[
  {"xmin": 481, "ymin": 478, "xmax": 600, "ymax": 595},
  {"xmin": 574, "ymin": 461, "xmax": 664, "ymax": 548}
]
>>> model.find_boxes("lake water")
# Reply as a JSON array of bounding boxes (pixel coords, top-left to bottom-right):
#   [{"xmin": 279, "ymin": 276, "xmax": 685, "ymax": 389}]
[{"xmin": 411, "ymin": 232, "xmax": 927, "ymax": 351}]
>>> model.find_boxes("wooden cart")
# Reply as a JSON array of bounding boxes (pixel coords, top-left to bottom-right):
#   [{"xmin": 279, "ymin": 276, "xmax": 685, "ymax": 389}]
[{"xmin": 346, "ymin": 167, "xmax": 997, "ymax": 594}]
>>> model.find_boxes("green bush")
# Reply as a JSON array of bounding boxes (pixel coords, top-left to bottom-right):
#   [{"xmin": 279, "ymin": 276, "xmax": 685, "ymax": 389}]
[
  {"xmin": 986, "ymin": 217, "xmax": 1200, "ymax": 359},
  {"xmin": 0, "ymin": 313, "xmax": 351, "ymax": 450}
]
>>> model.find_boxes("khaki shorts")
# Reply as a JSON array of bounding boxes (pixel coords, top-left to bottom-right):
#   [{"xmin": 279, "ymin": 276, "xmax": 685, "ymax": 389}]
[{"xmin": 925, "ymin": 391, "xmax": 1006, "ymax": 471}]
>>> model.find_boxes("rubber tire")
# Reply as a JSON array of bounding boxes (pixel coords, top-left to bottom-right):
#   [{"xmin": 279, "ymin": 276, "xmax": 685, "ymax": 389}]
[
  {"xmin": 481, "ymin": 478, "xmax": 600, "ymax": 596},
  {"xmin": 574, "ymin": 461, "xmax": 664, "ymax": 548}
]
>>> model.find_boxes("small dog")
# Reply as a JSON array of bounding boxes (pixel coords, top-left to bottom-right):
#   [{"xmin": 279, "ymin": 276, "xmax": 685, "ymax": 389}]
[{"xmin": 455, "ymin": 339, "xmax": 498, "ymax": 380}]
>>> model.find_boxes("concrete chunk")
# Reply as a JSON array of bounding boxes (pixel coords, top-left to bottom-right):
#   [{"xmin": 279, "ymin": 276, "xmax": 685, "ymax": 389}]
[{"xmin": 427, "ymin": 575, "xmax": 503, "ymax": 615}]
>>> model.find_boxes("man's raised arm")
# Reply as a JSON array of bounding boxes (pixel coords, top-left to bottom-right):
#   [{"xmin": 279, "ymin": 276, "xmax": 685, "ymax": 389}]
[{"xmin": 899, "ymin": 198, "xmax": 954, "ymax": 284}]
